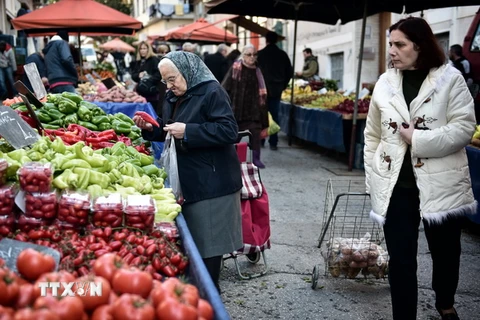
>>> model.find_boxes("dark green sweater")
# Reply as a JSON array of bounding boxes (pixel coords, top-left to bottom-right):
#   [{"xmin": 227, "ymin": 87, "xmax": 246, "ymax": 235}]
[{"xmin": 396, "ymin": 69, "xmax": 429, "ymax": 188}]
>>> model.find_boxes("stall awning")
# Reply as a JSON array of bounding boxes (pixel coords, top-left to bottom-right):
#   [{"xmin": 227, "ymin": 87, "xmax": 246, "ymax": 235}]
[{"xmin": 210, "ymin": 15, "xmax": 285, "ymax": 40}]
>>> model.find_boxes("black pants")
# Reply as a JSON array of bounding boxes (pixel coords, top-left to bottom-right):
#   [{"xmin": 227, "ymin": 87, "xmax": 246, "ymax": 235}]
[
  {"xmin": 383, "ymin": 186, "xmax": 462, "ymax": 320},
  {"xmin": 203, "ymin": 256, "xmax": 222, "ymax": 293}
]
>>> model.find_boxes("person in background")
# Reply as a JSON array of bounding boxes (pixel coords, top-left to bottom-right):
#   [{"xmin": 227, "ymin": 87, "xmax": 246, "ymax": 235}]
[
  {"xmin": 295, "ymin": 48, "xmax": 319, "ymax": 80},
  {"xmin": 16, "ymin": 2, "xmax": 30, "ymax": 38},
  {"xmin": 364, "ymin": 17, "xmax": 476, "ymax": 320},
  {"xmin": 0, "ymin": 41, "xmax": 17, "ymax": 99},
  {"xmin": 42, "ymin": 30, "xmax": 78, "ymax": 93},
  {"xmin": 182, "ymin": 42, "xmax": 196, "ymax": 53},
  {"xmin": 449, "ymin": 44, "xmax": 473, "ymax": 85},
  {"xmin": 69, "ymin": 44, "xmax": 80, "ymax": 65},
  {"xmin": 257, "ymin": 31, "xmax": 292, "ymax": 150},
  {"xmin": 204, "ymin": 43, "xmax": 229, "ymax": 82},
  {"xmin": 131, "ymin": 41, "xmax": 161, "ymax": 115},
  {"xmin": 225, "ymin": 49, "xmax": 241, "ymax": 70},
  {"xmin": 133, "ymin": 51, "xmax": 242, "ymax": 293},
  {"xmin": 102, "ymin": 51, "xmax": 117, "ymax": 74},
  {"xmin": 222, "ymin": 44, "xmax": 268, "ymax": 168},
  {"xmin": 23, "ymin": 51, "xmax": 48, "ymax": 93},
  {"xmin": 157, "ymin": 44, "xmax": 171, "ymax": 58}
]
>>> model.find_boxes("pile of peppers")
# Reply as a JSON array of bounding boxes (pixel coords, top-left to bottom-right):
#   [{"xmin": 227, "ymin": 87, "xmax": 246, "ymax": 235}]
[{"xmin": 44, "ymin": 124, "xmax": 150, "ymax": 155}]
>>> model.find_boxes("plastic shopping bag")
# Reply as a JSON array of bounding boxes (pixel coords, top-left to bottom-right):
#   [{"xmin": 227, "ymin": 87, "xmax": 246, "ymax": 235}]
[
  {"xmin": 260, "ymin": 112, "xmax": 281, "ymax": 139},
  {"xmin": 159, "ymin": 133, "xmax": 184, "ymax": 204}
]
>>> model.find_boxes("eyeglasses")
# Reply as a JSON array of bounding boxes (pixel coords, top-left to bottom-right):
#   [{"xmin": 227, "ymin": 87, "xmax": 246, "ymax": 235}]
[
  {"xmin": 161, "ymin": 73, "xmax": 179, "ymax": 85},
  {"xmin": 244, "ymin": 53, "xmax": 257, "ymax": 57}
]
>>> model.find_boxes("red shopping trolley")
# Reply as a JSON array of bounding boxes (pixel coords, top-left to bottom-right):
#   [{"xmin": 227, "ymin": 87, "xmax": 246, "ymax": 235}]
[{"xmin": 222, "ymin": 130, "xmax": 271, "ymax": 279}]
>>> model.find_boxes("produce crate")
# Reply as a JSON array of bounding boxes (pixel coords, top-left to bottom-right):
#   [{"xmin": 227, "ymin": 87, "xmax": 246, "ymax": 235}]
[
  {"xmin": 176, "ymin": 213, "xmax": 230, "ymax": 320},
  {"xmin": 312, "ymin": 179, "xmax": 388, "ymax": 288}
]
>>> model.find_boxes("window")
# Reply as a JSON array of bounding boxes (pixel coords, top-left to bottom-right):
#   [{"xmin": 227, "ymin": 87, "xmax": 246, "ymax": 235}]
[{"xmin": 471, "ymin": 22, "xmax": 480, "ymax": 52}]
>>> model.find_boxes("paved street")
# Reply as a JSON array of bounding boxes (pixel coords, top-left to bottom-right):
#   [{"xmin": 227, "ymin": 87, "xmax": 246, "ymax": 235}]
[{"xmin": 219, "ymin": 132, "xmax": 480, "ymax": 320}]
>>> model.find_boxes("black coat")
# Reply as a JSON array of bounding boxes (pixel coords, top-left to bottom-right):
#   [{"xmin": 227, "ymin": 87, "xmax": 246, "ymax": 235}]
[
  {"xmin": 131, "ymin": 56, "xmax": 161, "ymax": 85},
  {"xmin": 257, "ymin": 44, "xmax": 292, "ymax": 98},
  {"xmin": 142, "ymin": 80, "xmax": 242, "ymax": 204},
  {"xmin": 204, "ymin": 52, "xmax": 228, "ymax": 83}
]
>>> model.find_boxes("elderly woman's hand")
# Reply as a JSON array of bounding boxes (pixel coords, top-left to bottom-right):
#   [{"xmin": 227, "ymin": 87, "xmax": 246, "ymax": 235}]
[
  {"xmin": 164, "ymin": 122, "xmax": 186, "ymax": 139},
  {"xmin": 399, "ymin": 120, "xmax": 415, "ymax": 145},
  {"xmin": 133, "ymin": 115, "xmax": 153, "ymax": 131}
]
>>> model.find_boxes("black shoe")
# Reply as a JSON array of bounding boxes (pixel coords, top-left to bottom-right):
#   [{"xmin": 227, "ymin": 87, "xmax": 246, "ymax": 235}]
[
  {"xmin": 269, "ymin": 145, "xmax": 278, "ymax": 151},
  {"xmin": 436, "ymin": 306, "xmax": 460, "ymax": 320}
]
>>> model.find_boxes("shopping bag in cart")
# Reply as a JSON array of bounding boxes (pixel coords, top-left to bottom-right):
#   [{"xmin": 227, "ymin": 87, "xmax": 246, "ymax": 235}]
[
  {"xmin": 159, "ymin": 132, "xmax": 184, "ymax": 204},
  {"xmin": 240, "ymin": 188, "xmax": 271, "ymax": 253}
]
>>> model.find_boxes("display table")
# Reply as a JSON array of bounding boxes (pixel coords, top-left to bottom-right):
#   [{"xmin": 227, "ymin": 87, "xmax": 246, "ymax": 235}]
[
  {"xmin": 466, "ymin": 145, "xmax": 480, "ymax": 224},
  {"xmin": 177, "ymin": 213, "xmax": 230, "ymax": 320},
  {"xmin": 279, "ymin": 102, "xmax": 366, "ymax": 167},
  {"xmin": 92, "ymin": 102, "xmax": 158, "ymax": 119}
]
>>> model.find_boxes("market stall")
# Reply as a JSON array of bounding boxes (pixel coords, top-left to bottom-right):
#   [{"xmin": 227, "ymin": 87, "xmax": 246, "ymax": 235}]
[
  {"xmin": 278, "ymin": 102, "xmax": 367, "ymax": 168},
  {"xmin": 0, "ymin": 92, "xmax": 225, "ymax": 319},
  {"xmin": 466, "ymin": 145, "xmax": 480, "ymax": 224}
]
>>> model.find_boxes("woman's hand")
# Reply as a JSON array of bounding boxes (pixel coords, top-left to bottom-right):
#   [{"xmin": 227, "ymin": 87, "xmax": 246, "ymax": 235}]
[
  {"xmin": 164, "ymin": 122, "xmax": 186, "ymax": 139},
  {"xmin": 399, "ymin": 120, "xmax": 415, "ymax": 145},
  {"xmin": 133, "ymin": 115, "xmax": 153, "ymax": 131}
]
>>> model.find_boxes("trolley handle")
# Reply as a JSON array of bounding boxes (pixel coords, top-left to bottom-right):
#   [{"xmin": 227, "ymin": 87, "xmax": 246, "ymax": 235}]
[{"xmin": 236, "ymin": 130, "xmax": 253, "ymax": 147}]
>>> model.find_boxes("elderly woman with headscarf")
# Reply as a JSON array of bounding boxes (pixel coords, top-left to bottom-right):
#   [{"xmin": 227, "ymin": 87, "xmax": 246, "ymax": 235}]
[
  {"xmin": 133, "ymin": 51, "xmax": 243, "ymax": 293},
  {"xmin": 222, "ymin": 44, "xmax": 268, "ymax": 168}
]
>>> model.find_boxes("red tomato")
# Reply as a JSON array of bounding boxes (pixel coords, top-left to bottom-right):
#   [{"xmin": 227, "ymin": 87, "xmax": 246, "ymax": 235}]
[
  {"xmin": 16, "ymin": 249, "xmax": 56, "ymax": 281},
  {"xmin": 112, "ymin": 268, "xmax": 153, "ymax": 299},
  {"xmin": 112, "ymin": 294, "xmax": 155, "ymax": 320},
  {"xmin": 90, "ymin": 305, "xmax": 113, "ymax": 320},
  {"xmin": 33, "ymin": 296, "xmax": 84, "ymax": 320},
  {"xmin": 92, "ymin": 253, "xmax": 124, "ymax": 283},
  {"xmin": 13, "ymin": 308, "xmax": 60, "ymax": 320},
  {"xmin": 197, "ymin": 299, "xmax": 214, "ymax": 320},
  {"xmin": 33, "ymin": 271, "xmax": 76, "ymax": 299},
  {"xmin": 156, "ymin": 296, "xmax": 198, "ymax": 320},
  {"xmin": 0, "ymin": 268, "xmax": 19, "ymax": 306},
  {"xmin": 72, "ymin": 275, "xmax": 111, "ymax": 311},
  {"xmin": 15, "ymin": 283, "xmax": 36, "ymax": 309}
]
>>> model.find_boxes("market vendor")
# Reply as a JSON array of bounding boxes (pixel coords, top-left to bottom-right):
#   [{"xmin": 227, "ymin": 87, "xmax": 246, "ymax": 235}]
[
  {"xmin": 42, "ymin": 30, "xmax": 78, "ymax": 93},
  {"xmin": 295, "ymin": 48, "xmax": 319, "ymax": 81},
  {"xmin": 133, "ymin": 51, "xmax": 243, "ymax": 293}
]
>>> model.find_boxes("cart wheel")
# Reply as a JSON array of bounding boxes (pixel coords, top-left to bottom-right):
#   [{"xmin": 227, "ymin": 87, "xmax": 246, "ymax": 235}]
[
  {"xmin": 245, "ymin": 252, "xmax": 261, "ymax": 264},
  {"xmin": 311, "ymin": 265, "xmax": 320, "ymax": 290}
]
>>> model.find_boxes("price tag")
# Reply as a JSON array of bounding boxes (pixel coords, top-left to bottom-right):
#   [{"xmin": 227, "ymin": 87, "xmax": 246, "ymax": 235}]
[
  {"xmin": 0, "ymin": 106, "xmax": 40, "ymax": 149},
  {"xmin": 23, "ymin": 62, "xmax": 47, "ymax": 100}
]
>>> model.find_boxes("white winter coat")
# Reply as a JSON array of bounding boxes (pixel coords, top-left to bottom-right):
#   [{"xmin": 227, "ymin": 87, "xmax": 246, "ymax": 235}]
[{"xmin": 364, "ymin": 64, "xmax": 477, "ymax": 225}]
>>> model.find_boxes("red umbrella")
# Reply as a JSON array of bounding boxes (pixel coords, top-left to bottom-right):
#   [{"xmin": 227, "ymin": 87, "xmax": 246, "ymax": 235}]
[
  {"xmin": 100, "ymin": 38, "xmax": 136, "ymax": 53},
  {"xmin": 148, "ymin": 18, "xmax": 238, "ymax": 45},
  {"xmin": 11, "ymin": 0, "xmax": 142, "ymax": 36}
]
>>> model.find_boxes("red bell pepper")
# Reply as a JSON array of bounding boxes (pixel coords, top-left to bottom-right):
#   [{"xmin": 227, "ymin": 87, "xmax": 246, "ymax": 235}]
[
  {"xmin": 134, "ymin": 111, "xmax": 160, "ymax": 127},
  {"xmin": 117, "ymin": 135, "xmax": 132, "ymax": 146},
  {"xmin": 90, "ymin": 141, "xmax": 115, "ymax": 149},
  {"xmin": 97, "ymin": 129, "xmax": 117, "ymax": 141}
]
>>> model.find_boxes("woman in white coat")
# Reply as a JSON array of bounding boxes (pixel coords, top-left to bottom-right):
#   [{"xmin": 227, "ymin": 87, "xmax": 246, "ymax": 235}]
[{"xmin": 364, "ymin": 17, "xmax": 476, "ymax": 320}]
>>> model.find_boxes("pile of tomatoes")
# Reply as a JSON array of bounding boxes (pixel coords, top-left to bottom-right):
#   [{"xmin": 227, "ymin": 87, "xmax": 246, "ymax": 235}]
[
  {"xmin": 0, "ymin": 249, "xmax": 214, "ymax": 320},
  {"xmin": 3, "ymin": 225, "xmax": 188, "ymax": 280}
]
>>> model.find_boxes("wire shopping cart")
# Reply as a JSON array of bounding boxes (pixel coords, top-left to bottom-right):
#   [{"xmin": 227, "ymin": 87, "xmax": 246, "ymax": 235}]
[
  {"xmin": 312, "ymin": 179, "xmax": 388, "ymax": 289},
  {"xmin": 222, "ymin": 130, "xmax": 271, "ymax": 280}
]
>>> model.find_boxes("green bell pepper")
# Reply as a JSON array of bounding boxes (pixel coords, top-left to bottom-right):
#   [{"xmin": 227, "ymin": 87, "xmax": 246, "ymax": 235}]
[
  {"xmin": 112, "ymin": 122, "xmax": 132, "ymax": 135},
  {"xmin": 48, "ymin": 119, "xmax": 64, "ymax": 127},
  {"xmin": 36, "ymin": 111, "xmax": 52, "ymax": 123},
  {"xmin": 92, "ymin": 107, "xmax": 106, "ymax": 117},
  {"xmin": 127, "ymin": 131, "xmax": 141, "ymax": 141},
  {"xmin": 91, "ymin": 115, "xmax": 109, "ymax": 125},
  {"xmin": 64, "ymin": 113, "xmax": 78, "ymax": 126},
  {"xmin": 73, "ymin": 168, "xmax": 91, "ymax": 190},
  {"xmin": 98, "ymin": 123, "xmax": 112, "ymax": 131},
  {"xmin": 62, "ymin": 159, "xmax": 92, "ymax": 170},
  {"xmin": 78, "ymin": 121, "xmax": 98, "ymax": 131},
  {"xmin": 139, "ymin": 153, "xmax": 154, "ymax": 166},
  {"xmin": 45, "ymin": 108, "xmax": 66, "ymax": 121},
  {"xmin": 74, "ymin": 141, "xmax": 108, "ymax": 168},
  {"xmin": 114, "ymin": 113, "xmax": 135, "ymax": 126},
  {"xmin": 42, "ymin": 123, "xmax": 61, "ymax": 130},
  {"xmin": 53, "ymin": 169, "xmax": 72, "ymax": 189},
  {"xmin": 58, "ymin": 97, "xmax": 79, "ymax": 114},
  {"xmin": 77, "ymin": 105, "xmax": 92, "ymax": 122},
  {"xmin": 61, "ymin": 92, "xmax": 83, "ymax": 104},
  {"xmin": 46, "ymin": 94, "xmax": 61, "ymax": 104},
  {"xmin": 88, "ymin": 170, "xmax": 110, "ymax": 189}
]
